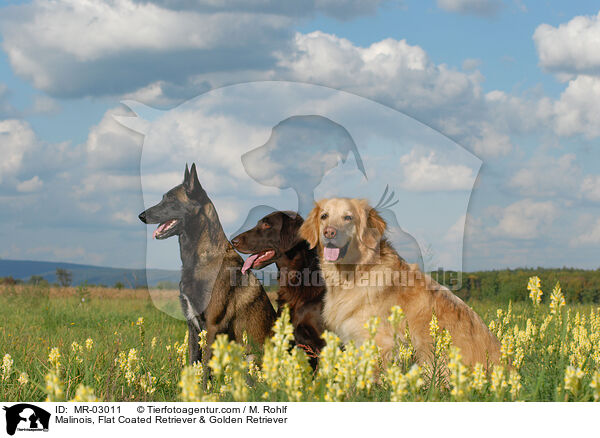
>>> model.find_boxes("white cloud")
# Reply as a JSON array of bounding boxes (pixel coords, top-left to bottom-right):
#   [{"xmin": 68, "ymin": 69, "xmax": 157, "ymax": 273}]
[
  {"xmin": 483, "ymin": 89, "xmax": 552, "ymax": 134},
  {"xmin": 437, "ymin": 0, "xmax": 503, "ymax": 17},
  {"xmin": 139, "ymin": 171, "xmax": 182, "ymax": 193},
  {"xmin": 534, "ymin": 12, "xmax": 600, "ymax": 76},
  {"xmin": 17, "ymin": 175, "xmax": 44, "ymax": 193},
  {"xmin": 0, "ymin": 0, "xmax": 386, "ymax": 99},
  {"xmin": 399, "ymin": 149, "xmax": 476, "ymax": 191},
  {"xmin": 553, "ymin": 75, "xmax": 600, "ymax": 138},
  {"xmin": 85, "ymin": 106, "xmax": 142, "ymax": 170},
  {"xmin": 76, "ymin": 173, "xmax": 140, "ymax": 197},
  {"xmin": 462, "ymin": 58, "xmax": 481, "ymax": 71},
  {"xmin": 210, "ymin": 199, "xmax": 242, "ymax": 226},
  {"xmin": 531, "ymin": 13, "xmax": 600, "ymax": 139},
  {"xmin": 508, "ymin": 153, "xmax": 580, "ymax": 197},
  {"xmin": 491, "ymin": 199, "xmax": 557, "ymax": 239},
  {"xmin": 0, "ymin": 119, "xmax": 37, "ymax": 183},
  {"xmin": 0, "ymin": 0, "xmax": 293, "ymax": 96},
  {"xmin": 112, "ymin": 210, "xmax": 138, "ymax": 225},
  {"xmin": 444, "ymin": 214, "xmax": 467, "ymax": 243},
  {"xmin": 0, "ymin": 83, "xmax": 17, "ymax": 117},
  {"xmin": 581, "ymin": 175, "xmax": 600, "ymax": 202},
  {"xmin": 570, "ymin": 218, "xmax": 600, "ymax": 246},
  {"xmin": 274, "ymin": 31, "xmax": 554, "ymax": 157},
  {"xmin": 130, "ymin": 0, "xmax": 385, "ymax": 20},
  {"xmin": 466, "ymin": 122, "xmax": 512, "ymax": 158},
  {"xmin": 279, "ymin": 32, "xmax": 484, "ymax": 113}
]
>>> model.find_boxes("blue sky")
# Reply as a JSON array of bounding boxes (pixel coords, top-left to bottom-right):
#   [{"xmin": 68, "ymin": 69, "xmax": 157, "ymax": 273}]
[{"xmin": 1, "ymin": 0, "xmax": 600, "ymax": 272}]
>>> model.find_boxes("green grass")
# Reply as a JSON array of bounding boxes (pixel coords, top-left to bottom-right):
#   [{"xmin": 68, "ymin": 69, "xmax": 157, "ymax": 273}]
[
  {"xmin": 0, "ymin": 285, "xmax": 187, "ymax": 401},
  {"xmin": 0, "ymin": 284, "xmax": 598, "ymax": 402}
]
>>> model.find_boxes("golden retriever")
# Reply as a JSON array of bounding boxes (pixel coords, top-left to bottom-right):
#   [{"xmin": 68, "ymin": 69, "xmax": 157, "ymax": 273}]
[{"xmin": 299, "ymin": 197, "xmax": 501, "ymax": 368}]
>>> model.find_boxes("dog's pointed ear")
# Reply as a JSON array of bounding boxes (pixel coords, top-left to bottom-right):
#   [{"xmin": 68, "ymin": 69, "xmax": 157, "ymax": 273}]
[
  {"xmin": 299, "ymin": 203, "xmax": 321, "ymax": 249},
  {"xmin": 184, "ymin": 163, "xmax": 190, "ymax": 182},
  {"xmin": 184, "ymin": 163, "xmax": 201, "ymax": 195}
]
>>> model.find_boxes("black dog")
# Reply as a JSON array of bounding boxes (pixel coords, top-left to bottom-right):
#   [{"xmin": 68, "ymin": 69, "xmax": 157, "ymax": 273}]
[
  {"xmin": 139, "ymin": 164, "xmax": 276, "ymax": 365},
  {"xmin": 231, "ymin": 211, "xmax": 326, "ymax": 366}
]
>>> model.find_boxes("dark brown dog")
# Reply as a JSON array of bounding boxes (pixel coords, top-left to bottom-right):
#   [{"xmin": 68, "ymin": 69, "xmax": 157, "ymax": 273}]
[
  {"xmin": 231, "ymin": 211, "xmax": 326, "ymax": 365},
  {"xmin": 139, "ymin": 163, "xmax": 276, "ymax": 367}
]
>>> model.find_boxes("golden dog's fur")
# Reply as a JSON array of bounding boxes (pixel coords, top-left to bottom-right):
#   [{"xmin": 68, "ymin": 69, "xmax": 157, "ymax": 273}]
[{"xmin": 299, "ymin": 198, "xmax": 501, "ymax": 368}]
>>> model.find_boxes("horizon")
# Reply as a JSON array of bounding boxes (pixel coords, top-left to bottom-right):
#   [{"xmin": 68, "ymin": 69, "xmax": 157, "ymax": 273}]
[{"xmin": 2, "ymin": 257, "xmax": 598, "ymax": 275}]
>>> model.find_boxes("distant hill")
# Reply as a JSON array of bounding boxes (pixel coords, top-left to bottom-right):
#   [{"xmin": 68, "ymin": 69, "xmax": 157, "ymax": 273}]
[{"xmin": 0, "ymin": 259, "xmax": 180, "ymax": 288}]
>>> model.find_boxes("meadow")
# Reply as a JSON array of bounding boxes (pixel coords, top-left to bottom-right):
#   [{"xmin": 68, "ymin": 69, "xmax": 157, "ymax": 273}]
[{"xmin": 1, "ymin": 278, "xmax": 599, "ymax": 402}]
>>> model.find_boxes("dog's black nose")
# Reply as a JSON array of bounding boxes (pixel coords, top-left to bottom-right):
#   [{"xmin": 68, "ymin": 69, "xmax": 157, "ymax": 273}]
[
  {"xmin": 138, "ymin": 211, "xmax": 147, "ymax": 223},
  {"xmin": 231, "ymin": 236, "xmax": 240, "ymax": 247}
]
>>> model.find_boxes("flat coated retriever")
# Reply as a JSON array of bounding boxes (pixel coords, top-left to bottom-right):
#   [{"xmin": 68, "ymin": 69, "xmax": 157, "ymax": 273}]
[{"xmin": 231, "ymin": 211, "xmax": 326, "ymax": 367}]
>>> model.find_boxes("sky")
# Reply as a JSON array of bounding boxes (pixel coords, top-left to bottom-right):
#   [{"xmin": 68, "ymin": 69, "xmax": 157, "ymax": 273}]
[{"xmin": 1, "ymin": 0, "xmax": 600, "ymax": 272}]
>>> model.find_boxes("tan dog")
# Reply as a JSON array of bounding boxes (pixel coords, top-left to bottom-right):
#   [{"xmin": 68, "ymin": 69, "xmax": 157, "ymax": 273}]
[{"xmin": 299, "ymin": 198, "xmax": 501, "ymax": 368}]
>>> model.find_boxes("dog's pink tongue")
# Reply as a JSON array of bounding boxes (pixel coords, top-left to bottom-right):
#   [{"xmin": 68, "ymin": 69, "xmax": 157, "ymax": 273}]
[
  {"xmin": 324, "ymin": 246, "xmax": 340, "ymax": 261},
  {"xmin": 241, "ymin": 254, "xmax": 260, "ymax": 274},
  {"xmin": 153, "ymin": 223, "xmax": 166, "ymax": 239}
]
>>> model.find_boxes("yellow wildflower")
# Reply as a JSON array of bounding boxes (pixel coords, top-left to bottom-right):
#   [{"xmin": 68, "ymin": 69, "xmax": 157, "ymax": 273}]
[
  {"xmin": 48, "ymin": 347, "xmax": 61, "ymax": 371},
  {"xmin": 209, "ymin": 334, "xmax": 249, "ymax": 401},
  {"xmin": 527, "ymin": 276, "xmax": 543, "ymax": 306},
  {"xmin": 119, "ymin": 348, "xmax": 140, "ymax": 385},
  {"xmin": 470, "ymin": 363, "xmax": 487, "ymax": 392},
  {"xmin": 69, "ymin": 384, "xmax": 99, "ymax": 402},
  {"xmin": 508, "ymin": 370, "xmax": 522, "ymax": 401},
  {"xmin": 179, "ymin": 365, "xmax": 203, "ymax": 402},
  {"xmin": 448, "ymin": 347, "xmax": 469, "ymax": 401},
  {"xmin": 136, "ymin": 317, "xmax": 145, "ymax": 346},
  {"xmin": 430, "ymin": 313, "xmax": 452, "ymax": 356},
  {"xmin": 388, "ymin": 305, "xmax": 405, "ymax": 332},
  {"xmin": 549, "ymin": 282, "xmax": 566, "ymax": 315},
  {"xmin": 490, "ymin": 367, "xmax": 507, "ymax": 398},
  {"xmin": 71, "ymin": 342, "xmax": 83, "ymax": 364},
  {"xmin": 139, "ymin": 371, "xmax": 157, "ymax": 394},
  {"xmin": 261, "ymin": 307, "xmax": 311, "ymax": 401},
  {"xmin": 564, "ymin": 366, "xmax": 585, "ymax": 397},
  {"xmin": 387, "ymin": 363, "xmax": 423, "ymax": 401},
  {"xmin": 590, "ymin": 371, "xmax": 600, "ymax": 402},
  {"xmin": 17, "ymin": 372, "xmax": 29, "ymax": 385},
  {"xmin": 2, "ymin": 353, "xmax": 13, "ymax": 381},
  {"xmin": 45, "ymin": 370, "xmax": 64, "ymax": 401}
]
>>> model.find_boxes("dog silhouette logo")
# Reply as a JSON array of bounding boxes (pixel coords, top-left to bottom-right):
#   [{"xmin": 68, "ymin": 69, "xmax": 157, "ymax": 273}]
[
  {"xmin": 241, "ymin": 115, "xmax": 367, "ymax": 217},
  {"xmin": 3, "ymin": 404, "xmax": 50, "ymax": 435}
]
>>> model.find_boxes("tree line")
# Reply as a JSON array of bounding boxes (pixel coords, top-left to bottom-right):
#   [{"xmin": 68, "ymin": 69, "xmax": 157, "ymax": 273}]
[
  {"xmin": 2, "ymin": 267, "xmax": 600, "ymax": 302},
  {"xmin": 432, "ymin": 267, "xmax": 600, "ymax": 304}
]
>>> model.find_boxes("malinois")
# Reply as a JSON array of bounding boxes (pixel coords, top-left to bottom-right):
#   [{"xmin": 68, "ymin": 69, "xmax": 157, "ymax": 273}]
[{"xmin": 138, "ymin": 163, "xmax": 276, "ymax": 366}]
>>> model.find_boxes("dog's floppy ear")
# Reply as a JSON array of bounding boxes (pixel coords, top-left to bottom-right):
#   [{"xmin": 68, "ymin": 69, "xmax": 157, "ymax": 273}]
[
  {"xmin": 298, "ymin": 203, "xmax": 321, "ymax": 249},
  {"xmin": 184, "ymin": 163, "xmax": 201, "ymax": 195},
  {"xmin": 281, "ymin": 212, "xmax": 305, "ymax": 250},
  {"xmin": 358, "ymin": 201, "xmax": 387, "ymax": 250}
]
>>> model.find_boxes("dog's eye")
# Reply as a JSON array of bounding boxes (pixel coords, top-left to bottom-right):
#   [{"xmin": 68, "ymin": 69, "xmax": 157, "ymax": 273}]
[
  {"xmin": 320, "ymin": 213, "xmax": 329, "ymax": 220},
  {"xmin": 344, "ymin": 215, "xmax": 353, "ymax": 221},
  {"xmin": 261, "ymin": 222, "xmax": 271, "ymax": 230}
]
